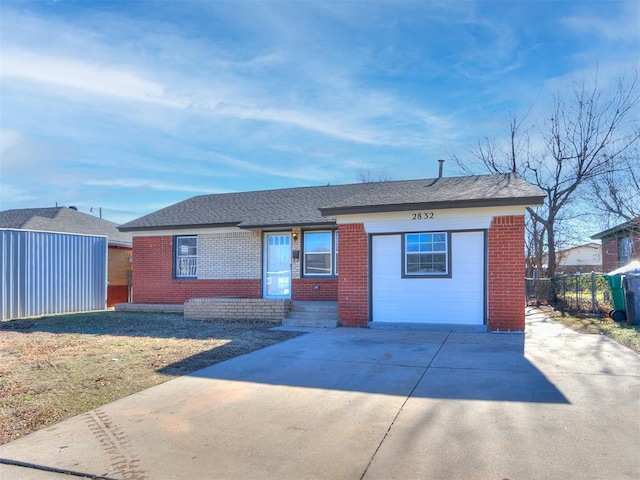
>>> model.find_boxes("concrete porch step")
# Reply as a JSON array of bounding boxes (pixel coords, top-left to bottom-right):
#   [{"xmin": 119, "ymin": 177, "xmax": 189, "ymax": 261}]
[
  {"xmin": 283, "ymin": 301, "xmax": 339, "ymax": 328},
  {"xmin": 290, "ymin": 301, "xmax": 338, "ymax": 314},
  {"xmin": 282, "ymin": 317, "xmax": 339, "ymax": 328},
  {"xmin": 286, "ymin": 310, "xmax": 339, "ymax": 320}
]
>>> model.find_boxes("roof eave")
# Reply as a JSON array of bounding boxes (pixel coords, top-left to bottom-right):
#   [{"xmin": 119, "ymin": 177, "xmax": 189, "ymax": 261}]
[
  {"xmin": 108, "ymin": 240, "xmax": 133, "ymax": 248},
  {"xmin": 591, "ymin": 218, "xmax": 640, "ymax": 240},
  {"xmin": 239, "ymin": 220, "xmax": 337, "ymax": 230},
  {"xmin": 319, "ymin": 196, "xmax": 545, "ymax": 216}
]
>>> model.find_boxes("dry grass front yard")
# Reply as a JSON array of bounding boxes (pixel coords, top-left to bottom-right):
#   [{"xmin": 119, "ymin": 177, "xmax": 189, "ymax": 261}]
[
  {"xmin": 544, "ymin": 308, "xmax": 640, "ymax": 353},
  {"xmin": 0, "ymin": 311, "xmax": 302, "ymax": 445}
]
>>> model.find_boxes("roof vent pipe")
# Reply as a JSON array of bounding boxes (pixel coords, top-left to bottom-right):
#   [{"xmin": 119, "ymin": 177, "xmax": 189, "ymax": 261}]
[{"xmin": 438, "ymin": 159, "xmax": 445, "ymax": 178}]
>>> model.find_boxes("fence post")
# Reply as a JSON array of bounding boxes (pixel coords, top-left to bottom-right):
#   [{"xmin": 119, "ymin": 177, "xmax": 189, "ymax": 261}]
[{"xmin": 591, "ymin": 271, "xmax": 597, "ymax": 314}]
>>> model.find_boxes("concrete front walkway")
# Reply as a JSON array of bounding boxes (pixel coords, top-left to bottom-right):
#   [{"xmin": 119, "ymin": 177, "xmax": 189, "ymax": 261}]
[{"xmin": 1, "ymin": 309, "xmax": 639, "ymax": 480}]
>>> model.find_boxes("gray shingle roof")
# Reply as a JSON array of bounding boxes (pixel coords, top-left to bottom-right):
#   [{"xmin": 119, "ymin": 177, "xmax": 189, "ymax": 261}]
[
  {"xmin": 119, "ymin": 173, "xmax": 545, "ymax": 232},
  {"xmin": 0, "ymin": 207, "xmax": 132, "ymax": 246},
  {"xmin": 319, "ymin": 173, "xmax": 545, "ymax": 215}
]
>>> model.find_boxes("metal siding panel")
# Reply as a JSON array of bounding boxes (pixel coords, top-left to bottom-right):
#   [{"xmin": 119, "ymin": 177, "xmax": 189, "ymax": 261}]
[{"xmin": 0, "ymin": 229, "xmax": 107, "ymax": 320}]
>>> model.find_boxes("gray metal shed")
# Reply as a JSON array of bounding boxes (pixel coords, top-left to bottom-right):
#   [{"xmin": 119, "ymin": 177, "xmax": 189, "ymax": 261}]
[{"xmin": 0, "ymin": 229, "xmax": 108, "ymax": 320}]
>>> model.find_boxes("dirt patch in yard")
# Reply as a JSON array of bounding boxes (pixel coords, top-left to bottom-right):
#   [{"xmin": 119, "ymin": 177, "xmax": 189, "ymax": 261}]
[
  {"xmin": 537, "ymin": 306, "xmax": 640, "ymax": 353},
  {"xmin": 0, "ymin": 311, "xmax": 302, "ymax": 445}
]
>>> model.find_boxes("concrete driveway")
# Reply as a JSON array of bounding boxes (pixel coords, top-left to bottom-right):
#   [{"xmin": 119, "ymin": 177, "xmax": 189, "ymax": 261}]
[{"xmin": 1, "ymin": 309, "xmax": 639, "ymax": 480}]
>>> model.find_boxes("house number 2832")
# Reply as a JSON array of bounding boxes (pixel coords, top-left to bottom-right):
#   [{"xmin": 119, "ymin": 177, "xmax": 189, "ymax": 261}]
[{"xmin": 411, "ymin": 212, "xmax": 434, "ymax": 220}]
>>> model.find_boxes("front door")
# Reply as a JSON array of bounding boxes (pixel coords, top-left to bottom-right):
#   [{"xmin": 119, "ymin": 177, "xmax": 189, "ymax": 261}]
[{"xmin": 263, "ymin": 233, "xmax": 292, "ymax": 298}]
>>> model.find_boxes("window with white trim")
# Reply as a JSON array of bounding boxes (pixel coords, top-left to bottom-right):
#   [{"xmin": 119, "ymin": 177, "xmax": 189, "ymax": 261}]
[
  {"xmin": 403, "ymin": 232, "xmax": 450, "ymax": 277},
  {"xmin": 175, "ymin": 236, "xmax": 197, "ymax": 278},
  {"xmin": 303, "ymin": 230, "xmax": 338, "ymax": 276}
]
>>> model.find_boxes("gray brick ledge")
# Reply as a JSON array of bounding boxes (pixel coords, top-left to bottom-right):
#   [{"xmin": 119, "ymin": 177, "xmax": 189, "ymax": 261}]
[{"xmin": 114, "ymin": 303, "xmax": 184, "ymax": 313}]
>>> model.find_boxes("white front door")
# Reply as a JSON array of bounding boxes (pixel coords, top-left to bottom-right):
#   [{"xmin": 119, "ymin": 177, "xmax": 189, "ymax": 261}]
[{"xmin": 263, "ymin": 233, "xmax": 292, "ymax": 298}]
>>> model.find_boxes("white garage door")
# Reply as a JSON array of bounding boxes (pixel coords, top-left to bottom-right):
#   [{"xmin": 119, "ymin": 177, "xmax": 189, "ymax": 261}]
[{"xmin": 371, "ymin": 231, "xmax": 485, "ymax": 324}]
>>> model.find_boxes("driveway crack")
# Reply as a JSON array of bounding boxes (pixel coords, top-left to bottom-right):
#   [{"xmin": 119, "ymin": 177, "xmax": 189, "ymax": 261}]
[{"xmin": 358, "ymin": 331, "xmax": 452, "ymax": 480}]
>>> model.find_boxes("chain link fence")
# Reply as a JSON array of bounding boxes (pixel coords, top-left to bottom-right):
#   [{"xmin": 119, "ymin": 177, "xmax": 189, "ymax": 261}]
[{"xmin": 526, "ymin": 273, "xmax": 612, "ymax": 315}]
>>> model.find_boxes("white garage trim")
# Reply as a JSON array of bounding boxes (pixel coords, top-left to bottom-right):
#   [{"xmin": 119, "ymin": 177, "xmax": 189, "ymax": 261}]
[{"xmin": 370, "ymin": 230, "xmax": 486, "ymax": 325}]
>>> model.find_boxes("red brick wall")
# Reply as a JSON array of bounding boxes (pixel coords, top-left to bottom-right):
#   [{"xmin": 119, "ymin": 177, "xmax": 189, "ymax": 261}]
[
  {"xmin": 292, "ymin": 278, "xmax": 338, "ymax": 301},
  {"xmin": 132, "ymin": 236, "xmax": 261, "ymax": 303},
  {"xmin": 601, "ymin": 238, "xmax": 619, "ymax": 273},
  {"xmin": 487, "ymin": 215, "xmax": 526, "ymax": 331},
  {"xmin": 601, "ymin": 233, "xmax": 640, "ymax": 272},
  {"xmin": 337, "ymin": 223, "xmax": 369, "ymax": 327},
  {"xmin": 107, "ymin": 285, "xmax": 129, "ymax": 307}
]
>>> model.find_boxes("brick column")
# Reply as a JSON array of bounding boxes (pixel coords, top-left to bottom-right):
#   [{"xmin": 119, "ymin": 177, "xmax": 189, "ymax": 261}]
[
  {"xmin": 487, "ymin": 215, "xmax": 526, "ymax": 331},
  {"xmin": 337, "ymin": 223, "xmax": 369, "ymax": 327}
]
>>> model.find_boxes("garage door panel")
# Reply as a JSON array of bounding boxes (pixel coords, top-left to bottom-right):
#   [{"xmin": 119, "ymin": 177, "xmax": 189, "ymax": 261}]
[{"xmin": 372, "ymin": 232, "xmax": 485, "ymax": 325}]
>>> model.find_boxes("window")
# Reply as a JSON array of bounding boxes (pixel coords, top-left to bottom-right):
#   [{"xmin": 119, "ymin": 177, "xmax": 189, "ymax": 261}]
[
  {"xmin": 620, "ymin": 236, "xmax": 632, "ymax": 266},
  {"xmin": 303, "ymin": 230, "xmax": 338, "ymax": 276},
  {"xmin": 175, "ymin": 236, "xmax": 197, "ymax": 278},
  {"xmin": 403, "ymin": 232, "xmax": 450, "ymax": 277}
]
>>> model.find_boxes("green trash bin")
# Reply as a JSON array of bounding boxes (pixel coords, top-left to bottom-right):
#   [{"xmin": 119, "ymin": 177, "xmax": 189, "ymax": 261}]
[{"xmin": 604, "ymin": 274, "xmax": 626, "ymax": 321}]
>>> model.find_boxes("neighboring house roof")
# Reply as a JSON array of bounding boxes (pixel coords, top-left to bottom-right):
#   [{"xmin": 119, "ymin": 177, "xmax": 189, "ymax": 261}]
[
  {"xmin": 546, "ymin": 243, "xmax": 602, "ymax": 268},
  {"xmin": 591, "ymin": 217, "xmax": 640, "ymax": 240},
  {"xmin": 557, "ymin": 243, "xmax": 602, "ymax": 255},
  {"xmin": 0, "ymin": 207, "xmax": 133, "ymax": 247},
  {"xmin": 119, "ymin": 173, "xmax": 545, "ymax": 232}
]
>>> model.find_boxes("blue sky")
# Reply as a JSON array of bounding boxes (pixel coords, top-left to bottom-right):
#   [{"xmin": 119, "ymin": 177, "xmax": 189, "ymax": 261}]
[{"xmin": 1, "ymin": 0, "xmax": 638, "ymax": 225}]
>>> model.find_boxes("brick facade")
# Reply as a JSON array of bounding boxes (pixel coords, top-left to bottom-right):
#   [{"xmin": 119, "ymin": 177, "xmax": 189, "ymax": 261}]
[
  {"xmin": 198, "ymin": 231, "xmax": 261, "ymax": 279},
  {"xmin": 601, "ymin": 234, "xmax": 640, "ymax": 272},
  {"xmin": 292, "ymin": 278, "xmax": 338, "ymax": 301},
  {"xmin": 602, "ymin": 239, "xmax": 618, "ymax": 273},
  {"xmin": 131, "ymin": 236, "xmax": 261, "ymax": 304},
  {"xmin": 132, "ymin": 217, "xmax": 527, "ymax": 331},
  {"xmin": 487, "ymin": 215, "xmax": 526, "ymax": 331},
  {"xmin": 337, "ymin": 223, "xmax": 369, "ymax": 327}
]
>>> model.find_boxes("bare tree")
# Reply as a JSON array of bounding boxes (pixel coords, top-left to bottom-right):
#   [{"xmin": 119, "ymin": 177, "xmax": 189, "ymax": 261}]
[
  {"xmin": 357, "ymin": 167, "xmax": 393, "ymax": 183},
  {"xmin": 589, "ymin": 146, "xmax": 640, "ymax": 224},
  {"xmin": 454, "ymin": 71, "xmax": 640, "ymax": 277},
  {"xmin": 525, "ymin": 211, "xmax": 546, "ymax": 276}
]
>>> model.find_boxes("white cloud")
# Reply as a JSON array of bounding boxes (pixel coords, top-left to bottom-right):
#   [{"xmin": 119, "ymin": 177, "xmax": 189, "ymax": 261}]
[
  {"xmin": 0, "ymin": 129, "xmax": 69, "ymax": 171},
  {"xmin": 210, "ymin": 153, "xmax": 329, "ymax": 182},
  {"xmin": 0, "ymin": 129, "xmax": 23, "ymax": 155},
  {"xmin": 0, "ymin": 183, "xmax": 38, "ymax": 206},
  {"xmin": 1, "ymin": 49, "xmax": 184, "ymax": 108},
  {"xmin": 561, "ymin": 2, "xmax": 640, "ymax": 42},
  {"xmin": 84, "ymin": 179, "xmax": 211, "ymax": 194}
]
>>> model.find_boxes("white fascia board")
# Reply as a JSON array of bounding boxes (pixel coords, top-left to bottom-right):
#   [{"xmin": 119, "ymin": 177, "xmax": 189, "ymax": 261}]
[{"xmin": 333, "ymin": 205, "xmax": 527, "ymax": 234}]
